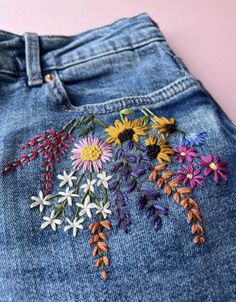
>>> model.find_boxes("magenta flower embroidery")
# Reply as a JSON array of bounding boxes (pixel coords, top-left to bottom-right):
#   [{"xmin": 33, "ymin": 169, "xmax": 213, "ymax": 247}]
[
  {"xmin": 71, "ymin": 137, "xmax": 112, "ymax": 172},
  {"xmin": 173, "ymin": 146, "xmax": 197, "ymax": 164},
  {"xmin": 177, "ymin": 164, "xmax": 205, "ymax": 189},
  {"xmin": 198, "ymin": 154, "xmax": 228, "ymax": 184}
]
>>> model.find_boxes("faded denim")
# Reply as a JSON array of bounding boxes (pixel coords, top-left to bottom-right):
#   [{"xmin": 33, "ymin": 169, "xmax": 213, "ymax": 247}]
[{"xmin": 0, "ymin": 13, "xmax": 236, "ymax": 302}]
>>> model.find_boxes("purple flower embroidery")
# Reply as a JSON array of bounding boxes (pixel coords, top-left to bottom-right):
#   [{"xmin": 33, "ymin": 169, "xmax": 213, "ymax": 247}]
[
  {"xmin": 177, "ymin": 164, "xmax": 205, "ymax": 189},
  {"xmin": 173, "ymin": 146, "xmax": 197, "ymax": 164},
  {"xmin": 198, "ymin": 154, "xmax": 228, "ymax": 184},
  {"xmin": 182, "ymin": 131, "xmax": 207, "ymax": 147}
]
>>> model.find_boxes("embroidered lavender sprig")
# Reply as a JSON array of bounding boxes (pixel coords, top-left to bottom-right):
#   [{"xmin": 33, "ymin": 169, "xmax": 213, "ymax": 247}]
[
  {"xmin": 136, "ymin": 188, "xmax": 168, "ymax": 231},
  {"xmin": 109, "ymin": 140, "xmax": 164, "ymax": 232}
]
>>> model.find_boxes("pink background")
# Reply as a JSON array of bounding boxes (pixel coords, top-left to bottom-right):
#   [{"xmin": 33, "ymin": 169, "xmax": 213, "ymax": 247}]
[{"xmin": 0, "ymin": 0, "xmax": 235, "ymax": 123}]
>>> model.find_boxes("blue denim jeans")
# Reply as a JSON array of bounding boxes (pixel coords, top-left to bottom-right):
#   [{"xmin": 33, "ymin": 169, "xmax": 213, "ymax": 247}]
[{"xmin": 0, "ymin": 13, "xmax": 235, "ymax": 302}]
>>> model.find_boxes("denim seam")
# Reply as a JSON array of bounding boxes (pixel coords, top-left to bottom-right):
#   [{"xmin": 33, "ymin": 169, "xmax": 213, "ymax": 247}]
[
  {"xmin": 56, "ymin": 76, "xmax": 201, "ymax": 115},
  {"xmin": 47, "ymin": 84, "xmax": 71, "ymax": 111}
]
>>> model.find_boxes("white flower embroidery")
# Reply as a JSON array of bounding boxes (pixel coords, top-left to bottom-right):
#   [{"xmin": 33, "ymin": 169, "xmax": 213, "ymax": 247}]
[
  {"xmin": 92, "ymin": 201, "xmax": 111, "ymax": 219},
  {"xmin": 76, "ymin": 195, "xmax": 94, "ymax": 219},
  {"xmin": 30, "ymin": 191, "xmax": 51, "ymax": 213},
  {"xmin": 40, "ymin": 210, "xmax": 62, "ymax": 231},
  {"xmin": 64, "ymin": 217, "xmax": 84, "ymax": 237},
  {"xmin": 97, "ymin": 171, "xmax": 112, "ymax": 189},
  {"xmin": 80, "ymin": 178, "xmax": 97, "ymax": 193},
  {"xmin": 58, "ymin": 187, "xmax": 78, "ymax": 206},
  {"xmin": 57, "ymin": 170, "xmax": 77, "ymax": 187}
]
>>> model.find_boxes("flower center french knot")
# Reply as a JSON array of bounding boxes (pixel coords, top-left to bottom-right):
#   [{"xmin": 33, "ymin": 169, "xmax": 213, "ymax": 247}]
[
  {"xmin": 186, "ymin": 173, "xmax": 193, "ymax": 179},
  {"xmin": 209, "ymin": 162, "xmax": 218, "ymax": 171},
  {"xmin": 165, "ymin": 123, "xmax": 177, "ymax": 133},
  {"xmin": 80, "ymin": 145, "xmax": 103, "ymax": 161},
  {"xmin": 146, "ymin": 144, "xmax": 161, "ymax": 159},
  {"xmin": 180, "ymin": 152, "xmax": 186, "ymax": 156},
  {"xmin": 118, "ymin": 129, "xmax": 135, "ymax": 143}
]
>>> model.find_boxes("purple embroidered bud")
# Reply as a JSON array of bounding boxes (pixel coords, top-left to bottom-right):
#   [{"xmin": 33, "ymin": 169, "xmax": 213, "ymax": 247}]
[
  {"xmin": 110, "ymin": 162, "xmax": 124, "ymax": 173},
  {"xmin": 154, "ymin": 205, "xmax": 169, "ymax": 215},
  {"xmin": 127, "ymin": 179, "xmax": 137, "ymax": 193},
  {"xmin": 135, "ymin": 142, "xmax": 146, "ymax": 152},
  {"xmin": 117, "ymin": 191, "xmax": 127, "ymax": 207},
  {"xmin": 108, "ymin": 180, "xmax": 119, "ymax": 191},
  {"xmin": 146, "ymin": 205, "xmax": 156, "ymax": 218},
  {"xmin": 125, "ymin": 154, "xmax": 137, "ymax": 163},
  {"xmin": 131, "ymin": 168, "xmax": 146, "ymax": 178},
  {"xmin": 126, "ymin": 140, "xmax": 134, "ymax": 150},
  {"xmin": 153, "ymin": 216, "xmax": 162, "ymax": 231},
  {"xmin": 140, "ymin": 187, "xmax": 160, "ymax": 200},
  {"xmin": 114, "ymin": 148, "xmax": 123, "ymax": 161},
  {"xmin": 114, "ymin": 209, "xmax": 131, "ymax": 233},
  {"xmin": 136, "ymin": 195, "xmax": 148, "ymax": 210}
]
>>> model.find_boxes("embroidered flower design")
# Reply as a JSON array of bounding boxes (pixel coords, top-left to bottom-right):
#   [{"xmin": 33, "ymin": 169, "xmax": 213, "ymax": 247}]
[
  {"xmin": 198, "ymin": 154, "xmax": 228, "ymax": 184},
  {"xmin": 64, "ymin": 217, "xmax": 84, "ymax": 237},
  {"xmin": 177, "ymin": 164, "xmax": 205, "ymax": 189},
  {"xmin": 181, "ymin": 132, "xmax": 207, "ymax": 147},
  {"xmin": 80, "ymin": 178, "xmax": 97, "ymax": 193},
  {"xmin": 58, "ymin": 187, "xmax": 78, "ymax": 206},
  {"xmin": 71, "ymin": 137, "xmax": 112, "ymax": 172},
  {"xmin": 145, "ymin": 134, "xmax": 173, "ymax": 163},
  {"xmin": 92, "ymin": 201, "xmax": 112, "ymax": 219},
  {"xmin": 30, "ymin": 191, "xmax": 51, "ymax": 213},
  {"xmin": 76, "ymin": 195, "xmax": 94, "ymax": 218},
  {"xmin": 105, "ymin": 117, "xmax": 149, "ymax": 145},
  {"xmin": 40, "ymin": 210, "xmax": 63, "ymax": 231},
  {"xmin": 57, "ymin": 170, "xmax": 77, "ymax": 187},
  {"xmin": 152, "ymin": 116, "xmax": 177, "ymax": 134},
  {"xmin": 97, "ymin": 171, "xmax": 112, "ymax": 189},
  {"xmin": 1, "ymin": 109, "xmax": 230, "ymax": 281},
  {"xmin": 173, "ymin": 146, "xmax": 197, "ymax": 164}
]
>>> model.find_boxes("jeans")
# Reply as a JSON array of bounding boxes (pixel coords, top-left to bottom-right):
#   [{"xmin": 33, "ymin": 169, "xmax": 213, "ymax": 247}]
[{"xmin": 0, "ymin": 13, "xmax": 235, "ymax": 302}]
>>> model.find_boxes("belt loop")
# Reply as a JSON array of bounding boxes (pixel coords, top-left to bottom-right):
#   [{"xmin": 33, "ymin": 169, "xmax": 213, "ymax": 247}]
[{"xmin": 23, "ymin": 32, "xmax": 43, "ymax": 87}]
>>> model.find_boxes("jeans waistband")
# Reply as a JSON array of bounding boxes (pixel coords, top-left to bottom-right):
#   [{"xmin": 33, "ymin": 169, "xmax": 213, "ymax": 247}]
[{"xmin": 0, "ymin": 13, "xmax": 165, "ymax": 86}]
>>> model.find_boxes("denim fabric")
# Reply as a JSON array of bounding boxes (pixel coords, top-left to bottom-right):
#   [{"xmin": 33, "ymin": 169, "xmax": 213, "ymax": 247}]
[{"xmin": 0, "ymin": 13, "xmax": 236, "ymax": 302}]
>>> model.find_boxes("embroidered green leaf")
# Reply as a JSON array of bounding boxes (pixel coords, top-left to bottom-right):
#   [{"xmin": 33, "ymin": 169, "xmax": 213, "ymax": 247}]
[
  {"xmin": 78, "ymin": 126, "xmax": 95, "ymax": 137},
  {"xmin": 119, "ymin": 109, "xmax": 133, "ymax": 115},
  {"xmin": 93, "ymin": 117, "xmax": 107, "ymax": 127},
  {"xmin": 81, "ymin": 116, "xmax": 95, "ymax": 124},
  {"xmin": 140, "ymin": 116, "xmax": 150, "ymax": 125}
]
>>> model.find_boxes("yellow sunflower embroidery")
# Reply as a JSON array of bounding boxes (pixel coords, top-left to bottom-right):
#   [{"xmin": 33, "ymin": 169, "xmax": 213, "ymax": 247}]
[
  {"xmin": 145, "ymin": 134, "xmax": 173, "ymax": 163},
  {"xmin": 152, "ymin": 116, "xmax": 176, "ymax": 135},
  {"xmin": 105, "ymin": 117, "xmax": 149, "ymax": 145}
]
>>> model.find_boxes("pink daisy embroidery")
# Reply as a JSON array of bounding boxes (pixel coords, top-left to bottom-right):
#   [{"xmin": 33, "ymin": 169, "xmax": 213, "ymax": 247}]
[
  {"xmin": 177, "ymin": 164, "xmax": 205, "ymax": 189},
  {"xmin": 198, "ymin": 153, "xmax": 228, "ymax": 184},
  {"xmin": 173, "ymin": 146, "xmax": 197, "ymax": 164},
  {"xmin": 71, "ymin": 137, "xmax": 112, "ymax": 172}
]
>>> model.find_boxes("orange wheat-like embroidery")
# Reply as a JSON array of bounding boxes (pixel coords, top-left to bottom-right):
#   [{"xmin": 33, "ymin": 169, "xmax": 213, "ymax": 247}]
[
  {"xmin": 149, "ymin": 164, "xmax": 205, "ymax": 244},
  {"xmin": 89, "ymin": 219, "xmax": 112, "ymax": 280}
]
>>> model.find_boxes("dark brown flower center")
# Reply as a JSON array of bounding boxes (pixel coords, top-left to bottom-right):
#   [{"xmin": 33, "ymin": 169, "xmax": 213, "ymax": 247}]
[
  {"xmin": 165, "ymin": 123, "xmax": 177, "ymax": 133},
  {"xmin": 118, "ymin": 129, "xmax": 135, "ymax": 143},
  {"xmin": 146, "ymin": 144, "xmax": 161, "ymax": 159}
]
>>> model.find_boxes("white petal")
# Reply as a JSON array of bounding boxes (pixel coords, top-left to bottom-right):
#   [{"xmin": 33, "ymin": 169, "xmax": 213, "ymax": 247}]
[
  {"xmin": 51, "ymin": 222, "xmax": 57, "ymax": 231},
  {"xmin": 39, "ymin": 191, "xmax": 44, "ymax": 199},
  {"xmin": 64, "ymin": 225, "xmax": 72, "ymax": 232},
  {"xmin": 30, "ymin": 201, "xmax": 40, "ymax": 208},
  {"xmin": 73, "ymin": 227, "xmax": 77, "ymax": 237},
  {"xmin": 40, "ymin": 221, "xmax": 50, "ymax": 229},
  {"xmin": 31, "ymin": 196, "xmax": 41, "ymax": 202},
  {"xmin": 54, "ymin": 219, "xmax": 62, "ymax": 225},
  {"xmin": 39, "ymin": 204, "xmax": 44, "ymax": 213}
]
